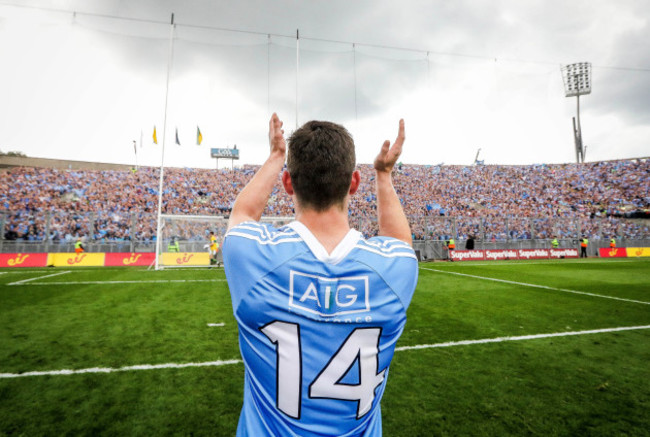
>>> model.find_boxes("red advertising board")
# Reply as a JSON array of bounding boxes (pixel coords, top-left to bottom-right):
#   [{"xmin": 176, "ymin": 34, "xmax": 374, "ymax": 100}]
[
  {"xmin": 450, "ymin": 250, "xmax": 485, "ymax": 261},
  {"xmin": 517, "ymin": 249, "xmax": 550, "ymax": 260},
  {"xmin": 0, "ymin": 253, "xmax": 48, "ymax": 268},
  {"xmin": 484, "ymin": 249, "xmax": 519, "ymax": 261},
  {"xmin": 550, "ymin": 248, "xmax": 579, "ymax": 259},
  {"xmin": 599, "ymin": 248, "xmax": 627, "ymax": 258},
  {"xmin": 104, "ymin": 252, "xmax": 155, "ymax": 267}
]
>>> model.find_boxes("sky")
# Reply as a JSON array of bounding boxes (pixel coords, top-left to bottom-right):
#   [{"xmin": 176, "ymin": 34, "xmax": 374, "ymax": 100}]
[{"xmin": 0, "ymin": 0, "xmax": 649, "ymax": 169}]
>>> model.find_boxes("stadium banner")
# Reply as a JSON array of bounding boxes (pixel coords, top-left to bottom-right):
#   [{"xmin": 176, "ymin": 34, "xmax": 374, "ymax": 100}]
[
  {"xmin": 517, "ymin": 249, "xmax": 551, "ymax": 260},
  {"xmin": 484, "ymin": 249, "xmax": 519, "ymax": 261},
  {"xmin": 599, "ymin": 248, "xmax": 627, "ymax": 258},
  {"xmin": 104, "ymin": 253, "xmax": 155, "ymax": 267},
  {"xmin": 626, "ymin": 247, "xmax": 650, "ymax": 257},
  {"xmin": 449, "ymin": 250, "xmax": 485, "ymax": 261},
  {"xmin": 161, "ymin": 252, "xmax": 210, "ymax": 266},
  {"xmin": 550, "ymin": 248, "xmax": 579, "ymax": 259},
  {"xmin": 48, "ymin": 253, "xmax": 106, "ymax": 267},
  {"xmin": 0, "ymin": 253, "xmax": 49, "ymax": 268}
]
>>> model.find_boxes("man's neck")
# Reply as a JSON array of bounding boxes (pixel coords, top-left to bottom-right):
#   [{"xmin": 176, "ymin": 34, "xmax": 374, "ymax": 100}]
[{"xmin": 295, "ymin": 204, "xmax": 350, "ymax": 254}]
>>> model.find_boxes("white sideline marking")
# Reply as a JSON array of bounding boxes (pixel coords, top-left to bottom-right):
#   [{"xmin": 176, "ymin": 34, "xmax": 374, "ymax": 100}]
[
  {"xmin": 207, "ymin": 323, "xmax": 225, "ymax": 327},
  {"xmin": 7, "ymin": 271, "xmax": 71, "ymax": 286},
  {"xmin": 2, "ymin": 325, "xmax": 649, "ymax": 379},
  {"xmin": 9, "ymin": 279, "xmax": 227, "ymax": 286},
  {"xmin": 396, "ymin": 324, "xmax": 650, "ymax": 352},
  {"xmin": 0, "ymin": 359, "xmax": 242, "ymax": 379},
  {"xmin": 421, "ymin": 267, "xmax": 650, "ymax": 306}
]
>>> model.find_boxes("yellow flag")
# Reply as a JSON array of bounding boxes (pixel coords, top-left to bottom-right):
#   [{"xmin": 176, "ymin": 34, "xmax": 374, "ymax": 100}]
[
  {"xmin": 153, "ymin": 126, "xmax": 158, "ymax": 144},
  {"xmin": 197, "ymin": 126, "xmax": 203, "ymax": 145}
]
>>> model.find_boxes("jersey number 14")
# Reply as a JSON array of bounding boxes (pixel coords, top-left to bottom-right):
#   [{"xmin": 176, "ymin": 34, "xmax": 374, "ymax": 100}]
[{"xmin": 261, "ymin": 321, "xmax": 385, "ymax": 420}]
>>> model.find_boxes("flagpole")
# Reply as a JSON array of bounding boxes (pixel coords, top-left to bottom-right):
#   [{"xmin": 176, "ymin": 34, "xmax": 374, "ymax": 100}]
[
  {"xmin": 133, "ymin": 140, "xmax": 138, "ymax": 170},
  {"xmin": 154, "ymin": 13, "xmax": 175, "ymax": 271}
]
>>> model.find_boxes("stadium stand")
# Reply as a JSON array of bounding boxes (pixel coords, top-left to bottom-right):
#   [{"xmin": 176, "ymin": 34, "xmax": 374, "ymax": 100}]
[{"xmin": 1, "ymin": 159, "xmax": 648, "ymax": 254}]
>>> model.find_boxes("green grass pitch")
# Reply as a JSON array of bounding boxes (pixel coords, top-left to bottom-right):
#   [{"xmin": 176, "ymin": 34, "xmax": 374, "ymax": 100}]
[{"xmin": 1, "ymin": 258, "xmax": 649, "ymax": 436}]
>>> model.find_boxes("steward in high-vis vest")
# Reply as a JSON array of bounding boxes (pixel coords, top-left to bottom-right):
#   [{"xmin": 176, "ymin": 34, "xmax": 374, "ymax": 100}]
[
  {"xmin": 580, "ymin": 237, "xmax": 588, "ymax": 258},
  {"xmin": 74, "ymin": 239, "xmax": 84, "ymax": 254},
  {"xmin": 551, "ymin": 237, "xmax": 559, "ymax": 249},
  {"xmin": 610, "ymin": 238, "xmax": 616, "ymax": 248},
  {"xmin": 168, "ymin": 239, "xmax": 180, "ymax": 252},
  {"xmin": 447, "ymin": 238, "xmax": 455, "ymax": 250}
]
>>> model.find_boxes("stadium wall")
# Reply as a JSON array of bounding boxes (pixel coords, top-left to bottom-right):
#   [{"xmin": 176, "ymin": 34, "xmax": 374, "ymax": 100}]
[{"xmin": 0, "ymin": 156, "xmax": 134, "ymax": 171}]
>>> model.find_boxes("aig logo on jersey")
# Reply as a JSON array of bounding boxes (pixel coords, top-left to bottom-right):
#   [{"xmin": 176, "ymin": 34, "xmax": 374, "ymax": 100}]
[{"xmin": 289, "ymin": 270, "xmax": 370, "ymax": 317}]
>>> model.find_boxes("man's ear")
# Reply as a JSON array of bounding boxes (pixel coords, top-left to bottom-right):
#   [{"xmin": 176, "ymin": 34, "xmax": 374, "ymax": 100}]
[
  {"xmin": 349, "ymin": 170, "xmax": 361, "ymax": 195},
  {"xmin": 282, "ymin": 170, "xmax": 294, "ymax": 195}
]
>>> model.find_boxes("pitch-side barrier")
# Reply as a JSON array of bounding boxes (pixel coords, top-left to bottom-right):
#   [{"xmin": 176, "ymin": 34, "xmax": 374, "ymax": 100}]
[
  {"xmin": 448, "ymin": 248, "xmax": 650, "ymax": 262},
  {"xmin": 0, "ymin": 252, "xmax": 212, "ymax": 268}
]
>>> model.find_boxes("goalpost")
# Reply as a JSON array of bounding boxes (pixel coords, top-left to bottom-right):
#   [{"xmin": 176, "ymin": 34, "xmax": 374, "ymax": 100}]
[{"xmin": 154, "ymin": 215, "xmax": 294, "ymax": 269}]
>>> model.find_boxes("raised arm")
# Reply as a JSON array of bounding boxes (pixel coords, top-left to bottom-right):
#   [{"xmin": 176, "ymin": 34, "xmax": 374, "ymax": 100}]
[
  {"xmin": 373, "ymin": 119, "xmax": 412, "ymax": 246},
  {"xmin": 227, "ymin": 113, "xmax": 286, "ymax": 231}
]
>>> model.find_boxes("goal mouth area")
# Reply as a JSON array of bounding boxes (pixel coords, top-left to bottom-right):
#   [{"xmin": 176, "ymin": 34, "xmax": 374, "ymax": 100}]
[{"xmin": 155, "ymin": 215, "xmax": 295, "ymax": 269}]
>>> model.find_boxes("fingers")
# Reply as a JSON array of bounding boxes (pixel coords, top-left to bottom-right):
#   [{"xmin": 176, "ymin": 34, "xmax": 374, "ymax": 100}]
[{"xmin": 392, "ymin": 119, "xmax": 405, "ymax": 155}]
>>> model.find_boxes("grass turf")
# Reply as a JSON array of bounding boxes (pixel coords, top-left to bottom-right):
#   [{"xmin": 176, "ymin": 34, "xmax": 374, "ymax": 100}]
[{"xmin": 0, "ymin": 258, "xmax": 648, "ymax": 436}]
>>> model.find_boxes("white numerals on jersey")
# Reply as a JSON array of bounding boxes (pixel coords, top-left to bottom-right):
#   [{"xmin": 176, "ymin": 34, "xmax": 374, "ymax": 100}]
[
  {"xmin": 261, "ymin": 322, "xmax": 384, "ymax": 420},
  {"xmin": 260, "ymin": 321, "xmax": 302, "ymax": 419},
  {"xmin": 309, "ymin": 328, "xmax": 385, "ymax": 418}
]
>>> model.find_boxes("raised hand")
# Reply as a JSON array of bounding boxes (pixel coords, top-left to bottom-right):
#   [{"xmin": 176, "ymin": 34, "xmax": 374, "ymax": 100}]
[
  {"xmin": 268, "ymin": 113, "xmax": 286, "ymax": 158},
  {"xmin": 373, "ymin": 119, "xmax": 405, "ymax": 173}
]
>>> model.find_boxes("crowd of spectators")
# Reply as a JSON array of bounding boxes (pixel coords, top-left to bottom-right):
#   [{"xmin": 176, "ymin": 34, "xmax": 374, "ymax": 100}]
[{"xmin": 1, "ymin": 158, "xmax": 648, "ymax": 242}]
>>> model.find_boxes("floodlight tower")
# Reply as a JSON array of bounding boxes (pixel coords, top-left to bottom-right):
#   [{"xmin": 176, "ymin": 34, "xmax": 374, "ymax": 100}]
[{"xmin": 561, "ymin": 62, "xmax": 592, "ymax": 163}]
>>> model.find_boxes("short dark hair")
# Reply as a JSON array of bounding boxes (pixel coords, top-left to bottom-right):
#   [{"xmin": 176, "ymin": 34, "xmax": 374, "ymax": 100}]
[{"xmin": 287, "ymin": 121, "xmax": 356, "ymax": 211}]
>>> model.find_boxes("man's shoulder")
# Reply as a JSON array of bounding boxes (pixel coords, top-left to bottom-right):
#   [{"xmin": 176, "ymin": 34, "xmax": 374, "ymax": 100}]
[
  {"xmin": 354, "ymin": 236, "xmax": 417, "ymax": 262},
  {"xmin": 224, "ymin": 221, "xmax": 303, "ymax": 250}
]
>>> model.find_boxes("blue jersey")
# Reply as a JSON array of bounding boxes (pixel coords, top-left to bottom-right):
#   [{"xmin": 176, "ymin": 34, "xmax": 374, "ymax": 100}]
[{"xmin": 223, "ymin": 221, "xmax": 418, "ymax": 437}]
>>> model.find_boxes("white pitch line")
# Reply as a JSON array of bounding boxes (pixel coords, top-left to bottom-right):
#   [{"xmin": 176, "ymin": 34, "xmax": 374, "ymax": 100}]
[
  {"xmin": 2, "ymin": 325, "xmax": 649, "ymax": 379},
  {"xmin": 7, "ymin": 270, "xmax": 71, "ymax": 286},
  {"xmin": 207, "ymin": 323, "xmax": 225, "ymax": 327},
  {"xmin": 9, "ymin": 279, "xmax": 227, "ymax": 286},
  {"xmin": 0, "ymin": 359, "xmax": 242, "ymax": 379},
  {"xmin": 421, "ymin": 267, "xmax": 650, "ymax": 306},
  {"xmin": 396, "ymin": 324, "xmax": 650, "ymax": 352}
]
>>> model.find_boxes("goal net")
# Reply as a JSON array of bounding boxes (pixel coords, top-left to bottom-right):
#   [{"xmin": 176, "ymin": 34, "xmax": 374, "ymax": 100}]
[{"xmin": 155, "ymin": 214, "xmax": 294, "ymax": 269}]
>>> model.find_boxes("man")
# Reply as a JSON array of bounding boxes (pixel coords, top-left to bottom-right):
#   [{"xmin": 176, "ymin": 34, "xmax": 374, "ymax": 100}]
[
  {"xmin": 74, "ymin": 237, "xmax": 84, "ymax": 254},
  {"xmin": 208, "ymin": 231, "xmax": 220, "ymax": 266},
  {"xmin": 223, "ymin": 114, "xmax": 418, "ymax": 436},
  {"xmin": 167, "ymin": 238, "xmax": 180, "ymax": 252},
  {"xmin": 580, "ymin": 236, "xmax": 588, "ymax": 258},
  {"xmin": 551, "ymin": 236, "xmax": 559, "ymax": 249},
  {"xmin": 610, "ymin": 237, "xmax": 616, "ymax": 248}
]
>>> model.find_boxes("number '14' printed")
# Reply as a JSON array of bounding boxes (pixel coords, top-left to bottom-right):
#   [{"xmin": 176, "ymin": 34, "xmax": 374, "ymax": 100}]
[{"xmin": 260, "ymin": 321, "xmax": 385, "ymax": 420}]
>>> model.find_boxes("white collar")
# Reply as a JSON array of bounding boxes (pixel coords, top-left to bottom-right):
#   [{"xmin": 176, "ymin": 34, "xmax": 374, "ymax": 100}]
[{"xmin": 287, "ymin": 221, "xmax": 361, "ymax": 265}]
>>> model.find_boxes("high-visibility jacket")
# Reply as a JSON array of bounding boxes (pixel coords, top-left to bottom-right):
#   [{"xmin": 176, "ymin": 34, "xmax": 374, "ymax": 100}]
[
  {"xmin": 610, "ymin": 238, "xmax": 616, "ymax": 248},
  {"xmin": 448, "ymin": 239, "xmax": 455, "ymax": 249},
  {"xmin": 74, "ymin": 241, "xmax": 84, "ymax": 253},
  {"xmin": 551, "ymin": 239, "xmax": 559, "ymax": 248},
  {"xmin": 581, "ymin": 239, "xmax": 588, "ymax": 248},
  {"xmin": 168, "ymin": 241, "xmax": 180, "ymax": 252}
]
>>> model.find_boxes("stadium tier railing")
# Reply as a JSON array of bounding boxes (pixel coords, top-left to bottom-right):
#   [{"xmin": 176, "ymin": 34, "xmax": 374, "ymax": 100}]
[{"xmin": 1, "ymin": 211, "xmax": 648, "ymax": 260}]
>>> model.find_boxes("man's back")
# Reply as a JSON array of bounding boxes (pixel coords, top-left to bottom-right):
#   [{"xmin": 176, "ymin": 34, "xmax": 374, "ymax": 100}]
[{"xmin": 223, "ymin": 221, "xmax": 418, "ymax": 436}]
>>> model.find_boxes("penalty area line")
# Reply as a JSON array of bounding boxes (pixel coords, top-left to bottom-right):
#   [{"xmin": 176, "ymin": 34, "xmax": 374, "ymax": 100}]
[
  {"xmin": 396, "ymin": 324, "xmax": 650, "ymax": 352},
  {"xmin": 9, "ymin": 278, "xmax": 228, "ymax": 286},
  {"xmin": 3, "ymin": 325, "xmax": 649, "ymax": 379},
  {"xmin": 0, "ymin": 359, "xmax": 242, "ymax": 379},
  {"xmin": 421, "ymin": 267, "xmax": 650, "ymax": 306},
  {"xmin": 7, "ymin": 271, "xmax": 71, "ymax": 286}
]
